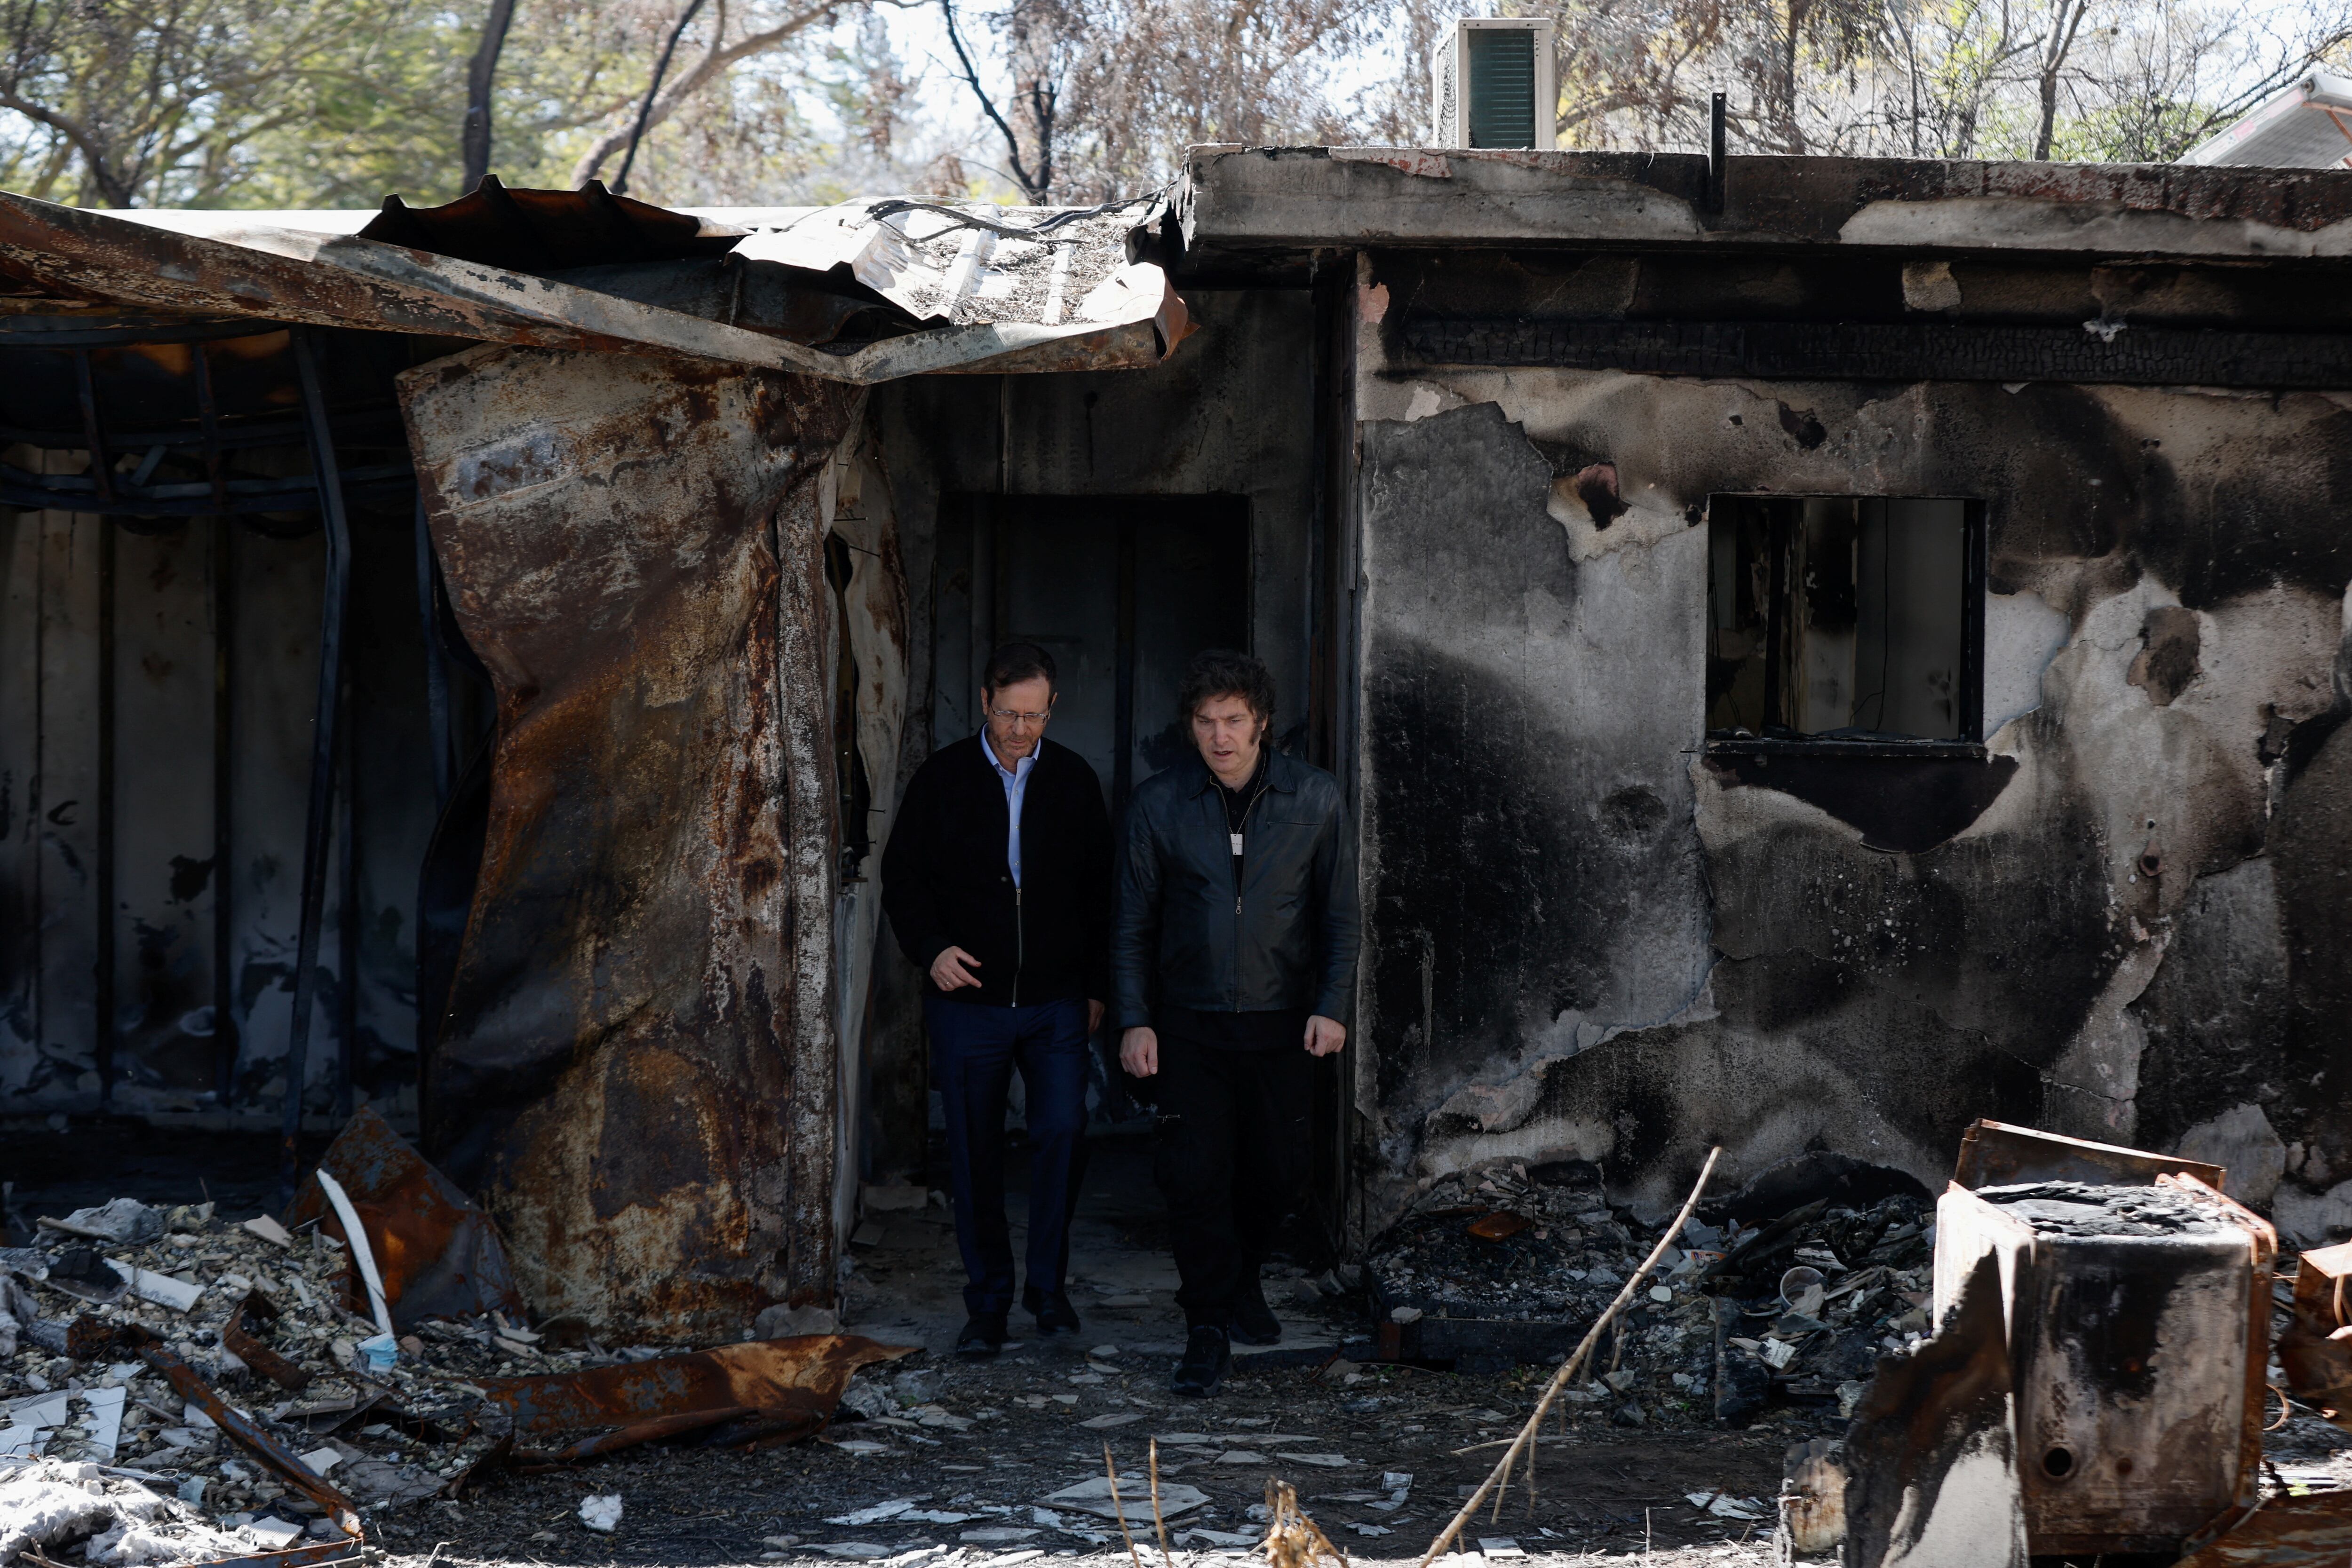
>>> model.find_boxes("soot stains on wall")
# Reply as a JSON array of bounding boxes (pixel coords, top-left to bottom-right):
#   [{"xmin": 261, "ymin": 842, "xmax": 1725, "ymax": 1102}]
[
  {"xmin": 1352, "ymin": 250, "xmax": 2352, "ymax": 1235},
  {"xmin": 1355, "ymin": 400, "xmax": 1713, "ymax": 1179}
]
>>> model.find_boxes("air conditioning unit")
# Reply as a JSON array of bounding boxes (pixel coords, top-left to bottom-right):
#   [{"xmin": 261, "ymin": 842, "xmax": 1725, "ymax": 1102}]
[{"xmin": 1430, "ymin": 18, "xmax": 1557, "ymax": 150}]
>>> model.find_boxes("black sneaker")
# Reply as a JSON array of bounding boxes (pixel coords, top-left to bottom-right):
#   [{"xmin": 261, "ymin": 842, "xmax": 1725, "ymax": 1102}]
[
  {"xmin": 1231, "ymin": 1273, "xmax": 1282, "ymax": 1346},
  {"xmin": 955, "ymin": 1313, "xmax": 1008, "ymax": 1359},
  {"xmin": 1170, "ymin": 1324, "xmax": 1231, "ymax": 1397},
  {"xmin": 1031, "ymin": 1291, "xmax": 1082, "ymax": 1336}
]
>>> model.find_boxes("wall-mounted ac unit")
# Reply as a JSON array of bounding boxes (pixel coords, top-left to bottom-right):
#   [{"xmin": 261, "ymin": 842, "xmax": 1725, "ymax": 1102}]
[{"xmin": 1430, "ymin": 18, "xmax": 1557, "ymax": 150}]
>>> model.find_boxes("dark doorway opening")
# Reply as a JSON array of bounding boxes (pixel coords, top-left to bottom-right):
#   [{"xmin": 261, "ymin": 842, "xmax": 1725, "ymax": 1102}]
[{"xmin": 933, "ymin": 494, "xmax": 1253, "ymax": 819}]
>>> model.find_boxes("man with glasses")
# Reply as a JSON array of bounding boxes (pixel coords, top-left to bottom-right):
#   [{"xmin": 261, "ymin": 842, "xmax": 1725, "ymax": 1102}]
[{"xmin": 882, "ymin": 642, "xmax": 1112, "ymax": 1357}]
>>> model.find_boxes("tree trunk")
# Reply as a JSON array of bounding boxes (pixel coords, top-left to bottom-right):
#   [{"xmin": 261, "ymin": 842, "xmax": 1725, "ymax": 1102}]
[
  {"xmin": 1007, "ymin": 0, "xmax": 1057, "ymax": 203},
  {"xmin": 462, "ymin": 0, "xmax": 520, "ymax": 193}
]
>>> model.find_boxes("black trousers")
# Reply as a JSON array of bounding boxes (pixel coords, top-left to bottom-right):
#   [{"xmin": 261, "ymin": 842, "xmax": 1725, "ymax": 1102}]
[{"xmin": 1151, "ymin": 1024, "xmax": 1314, "ymax": 1329}]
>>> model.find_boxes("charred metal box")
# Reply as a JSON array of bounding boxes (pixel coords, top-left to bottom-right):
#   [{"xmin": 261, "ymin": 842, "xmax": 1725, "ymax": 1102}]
[{"xmin": 1935, "ymin": 1168, "xmax": 2272, "ymax": 1555}]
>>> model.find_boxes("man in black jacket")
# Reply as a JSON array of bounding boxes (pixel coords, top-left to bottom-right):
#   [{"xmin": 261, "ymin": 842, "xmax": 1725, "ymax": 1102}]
[
  {"xmin": 882, "ymin": 642, "xmax": 1112, "ymax": 1356},
  {"xmin": 1115, "ymin": 649, "xmax": 1359, "ymax": 1396}
]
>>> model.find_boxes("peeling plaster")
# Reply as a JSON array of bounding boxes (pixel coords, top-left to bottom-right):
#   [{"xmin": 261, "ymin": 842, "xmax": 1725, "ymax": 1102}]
[{"xmin": 1983, "ymin": 589, "xmax": 2072, "ymax": 739}]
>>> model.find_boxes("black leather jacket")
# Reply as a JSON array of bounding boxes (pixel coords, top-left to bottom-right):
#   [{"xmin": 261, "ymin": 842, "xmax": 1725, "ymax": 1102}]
[{"xmin": 1112, "ymin": 749, "xmax": 1359, "ymax": 1030}]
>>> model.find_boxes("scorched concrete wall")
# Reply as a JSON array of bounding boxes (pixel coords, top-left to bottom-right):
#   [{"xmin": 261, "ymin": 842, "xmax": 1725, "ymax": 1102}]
[{"xmin": 1350, "ymin": 255, "xmax": 2352, "ymax": 1243}]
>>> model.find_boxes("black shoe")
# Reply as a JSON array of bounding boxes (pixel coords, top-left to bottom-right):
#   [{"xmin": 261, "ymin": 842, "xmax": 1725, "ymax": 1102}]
[
  {"xmin": 1231, "ymin": 1274, "xmax": 1282, "ymax": 1346},
  {"xmin": 1170, "ymin": 1325, "xmax": 1231, "ymax": 1397},
  {"xmin": 955, "ymin": 1313, "xmax": 1008, "ymax": 1359},
  {"xmin": 1031, "ymin": 1291, "xmax": 1081, "ymax": 1336}
]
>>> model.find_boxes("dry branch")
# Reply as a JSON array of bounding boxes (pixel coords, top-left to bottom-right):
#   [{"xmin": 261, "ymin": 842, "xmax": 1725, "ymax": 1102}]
[{"xmin": 1415, "ymin": 1145, "xmax": 1725, "ymax": 1568}]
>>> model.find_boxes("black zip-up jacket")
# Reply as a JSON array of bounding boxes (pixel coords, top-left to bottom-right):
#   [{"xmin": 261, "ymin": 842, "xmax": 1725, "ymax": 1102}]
[
  {"xmin": 1113, "ymin": 749, "xmax": 1360, "ymax": 1030},
  {"xmin": 882, "ymin": 735, "xmax": 1112, "ymax": 1008}
]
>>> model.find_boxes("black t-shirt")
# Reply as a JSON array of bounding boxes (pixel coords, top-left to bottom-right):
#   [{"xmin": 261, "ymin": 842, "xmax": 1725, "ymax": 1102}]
[{"xmin": 1162, "ymin": 753, "xmax": 1300, "ymax": 1050}]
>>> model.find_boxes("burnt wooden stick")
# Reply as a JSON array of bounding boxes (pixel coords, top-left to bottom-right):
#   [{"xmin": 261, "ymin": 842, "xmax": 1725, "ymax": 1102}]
[
  {"xmin": 1417, "ymin": 1146, "xmax": 1724, "ymax": 1568},
  {"xmin": 1147, "ymin": 1438, "xmax": 1175, "ymax": 1568},
  {"xmin": 1104, "ymin": 1442, "xmax": 1147, "ymax": 1568}
]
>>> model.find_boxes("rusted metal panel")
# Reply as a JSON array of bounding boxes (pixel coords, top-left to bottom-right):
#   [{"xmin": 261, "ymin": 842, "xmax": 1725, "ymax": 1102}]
[
  {"xmin": 2177, "ymin": 1493, "xmax": 2352, "ymax": 1568},
  {"xmin": 399, "ymin": 342, "xmax": 859, "ymax": 1338},
  {"xmin": 283, "ymin": 1103, "xmax": 527, "ymax": 1327},
  {"xmin": 477, "ymin": 1332, "xmax": 912, "ymax": 1452},
  {"xmin": 1933, "ymin": 1171, "xmax": 2272, "ymax": 1554},
  {"xmin": 2278, "ymin": 1241, "xmax": 2352, "ymax": 1424},
  {"xmin": 0, "ymin": 192, "xmax": 1191, "ymax": 384},
  {"xmin": 1953, "ymin": 1119, "xmax": 2226, "ymax": 1191}
]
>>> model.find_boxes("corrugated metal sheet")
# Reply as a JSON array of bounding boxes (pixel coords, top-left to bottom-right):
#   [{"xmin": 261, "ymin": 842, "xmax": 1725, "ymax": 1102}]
[
  {"xmin": 399, "ymin": 342, "xmax": 861, "ymax": 1337},
  {"xmin": 0, "ymin": 190, "xmax": 1190, "ymax": 383}
]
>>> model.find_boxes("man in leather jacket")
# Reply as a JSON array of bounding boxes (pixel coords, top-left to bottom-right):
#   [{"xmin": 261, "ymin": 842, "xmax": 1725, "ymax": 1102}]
[
  {"xmin": 1114, "ymin": 649, "xmax": 1359, "ymax": 1396},
  {"xmin": 882, "ymin": 642, "xmax": 1112, "ymax": 1357}
]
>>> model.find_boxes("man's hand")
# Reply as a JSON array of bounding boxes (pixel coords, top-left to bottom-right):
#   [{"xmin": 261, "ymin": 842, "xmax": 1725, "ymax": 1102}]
[
  {"xmin": 929, "ymin": 946, "xmax": 983, "ymax": 991},
  {"xmin": 1304, "ymin": 1015, "xmax": 1346, "ymax": 1056},
  {"xmin": 1087, "ymin": 999, "xmax": 1105, "ymax": 1034},
  {"xmin": 1120, "ymin": 1026, "xmax": 1159, "ymax": 1078}
]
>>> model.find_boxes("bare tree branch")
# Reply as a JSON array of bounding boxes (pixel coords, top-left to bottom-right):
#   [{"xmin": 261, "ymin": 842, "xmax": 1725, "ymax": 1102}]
[
  {"xmin": 568, "ymin": 0, "xmax": 835, "ymax": 189},
  {"xmin": 939, "ymin": 0, "xmax": 1049, "ymax": 201}
]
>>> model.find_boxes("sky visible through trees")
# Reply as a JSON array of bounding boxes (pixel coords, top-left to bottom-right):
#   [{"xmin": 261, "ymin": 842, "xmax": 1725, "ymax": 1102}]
[{"xmin": 0, "ymin": 0, "xmax": 2341, "ymax": 212}]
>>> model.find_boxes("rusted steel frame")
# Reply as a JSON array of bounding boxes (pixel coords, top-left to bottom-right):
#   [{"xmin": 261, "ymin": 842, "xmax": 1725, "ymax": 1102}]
[
  {"xmin": 111, "ymin": 1330, "xmax": 364, "ymax": 1544},
  {"xmin": 223, "ymin": 1290, "xmax": 313, "ymax": 1391},
  {"xmin": 279, "ymin": 326, "xmax": 353, "ymax": 1204}
]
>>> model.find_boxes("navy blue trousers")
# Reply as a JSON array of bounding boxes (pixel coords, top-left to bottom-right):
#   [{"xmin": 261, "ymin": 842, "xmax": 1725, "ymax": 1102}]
[{"xmin": 927, "ymin": 994, "xmax": 1091, "ymax": 1318}]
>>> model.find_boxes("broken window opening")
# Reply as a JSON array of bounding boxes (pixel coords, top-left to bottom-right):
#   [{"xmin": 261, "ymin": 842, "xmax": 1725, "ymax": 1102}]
[{"xmin": 1705, "ymin": 495, "xmax": 1985, "ymax": 750}]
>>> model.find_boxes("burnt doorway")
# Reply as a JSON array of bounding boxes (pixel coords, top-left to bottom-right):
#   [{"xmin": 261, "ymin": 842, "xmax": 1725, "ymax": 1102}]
[{"xmin": 933, "ymin": 494, "xmax": 1252, "ymax": 817}]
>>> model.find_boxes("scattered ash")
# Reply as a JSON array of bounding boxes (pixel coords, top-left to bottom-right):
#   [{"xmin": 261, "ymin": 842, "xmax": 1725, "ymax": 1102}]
[
  {"xmin": 1972, "ymin": 1180, "xmax": 2232, "ymax": 1236},
  {"xmin": 1369, "ymin": 1164, "xmax": 1635, "ymax": 1323},
  {"xmin": 1366, "ymin": 1161, "xmax": 1938, "ymax": 1430}
]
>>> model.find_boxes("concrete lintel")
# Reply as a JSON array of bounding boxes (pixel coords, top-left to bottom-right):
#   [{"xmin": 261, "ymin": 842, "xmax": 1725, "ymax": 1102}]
[{"xmin": 1181, "ymin": 145, "xmax": 2352, "ymax": 262}]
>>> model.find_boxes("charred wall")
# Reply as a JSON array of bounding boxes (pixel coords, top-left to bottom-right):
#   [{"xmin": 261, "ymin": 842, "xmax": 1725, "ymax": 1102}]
[
  {"xmin": 1352, "ymin": 247, "xmax": 2352, "ymax": 1240},
  {"xmin": 0, "ymin": 329, "xmax": 451, "ymax": 1127}
]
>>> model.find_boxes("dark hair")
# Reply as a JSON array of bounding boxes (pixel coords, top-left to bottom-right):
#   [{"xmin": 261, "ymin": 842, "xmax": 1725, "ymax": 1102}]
[
  {"xmin": 982, "ymin": 641, "xmax": 1057, "ymax": 695},
  {"xmin": 1178, "ymin": 648, "xmax": 1274, "ymax": 724}
]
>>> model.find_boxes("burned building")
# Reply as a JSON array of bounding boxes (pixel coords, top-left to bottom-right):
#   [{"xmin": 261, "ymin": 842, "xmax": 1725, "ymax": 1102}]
[{"xmin": 3, "ymin": 148, "xmax": 2350, "ymax": 1332}]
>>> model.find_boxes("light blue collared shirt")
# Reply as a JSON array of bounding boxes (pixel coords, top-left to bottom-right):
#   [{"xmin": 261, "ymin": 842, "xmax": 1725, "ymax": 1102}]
[{"xmin": 980, "ymin": 731, "xmax": 1037, "ymax": 887}]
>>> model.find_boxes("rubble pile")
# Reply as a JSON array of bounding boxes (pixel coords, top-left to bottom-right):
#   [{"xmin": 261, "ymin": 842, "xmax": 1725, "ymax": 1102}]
[
  {"xmin": 1368, "ymin": 1161, "xmax": 1935, "ymax": 1425},
  {"xmin": 0, "ymin": 1115, "xmax": 891, "ymax": 1568},
  {"xmin": 0, "ymin": 1194, "xmax": 508, "ymax": 1561}
]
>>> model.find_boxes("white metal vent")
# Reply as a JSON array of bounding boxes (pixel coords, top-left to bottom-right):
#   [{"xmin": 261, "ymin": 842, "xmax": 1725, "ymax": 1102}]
[{"xmin": 1430, "ymin": 18, "xmax": 1557, "ymax": 150}]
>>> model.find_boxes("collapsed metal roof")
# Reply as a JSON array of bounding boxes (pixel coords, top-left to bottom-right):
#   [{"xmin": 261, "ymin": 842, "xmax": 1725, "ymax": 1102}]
[{"xmin": 0, "ymin": 179, "xmax": 1192, "ymax": 382}]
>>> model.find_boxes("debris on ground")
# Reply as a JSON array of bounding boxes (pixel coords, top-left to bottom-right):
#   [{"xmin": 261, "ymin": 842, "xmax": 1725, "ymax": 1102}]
[
  {"xmin": 1368, "ymin": 1156, "xmax": 1934, "ymax": 1427},
  {"xmin": 0, "ymin": 1112, "xmax": 901, "ymax": 1568}
]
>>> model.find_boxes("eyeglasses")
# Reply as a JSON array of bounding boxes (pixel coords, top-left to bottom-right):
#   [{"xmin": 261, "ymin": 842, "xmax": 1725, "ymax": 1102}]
[{"xmin": 987, "ymin": 707, "xmax": 1052, "ymax": 725}]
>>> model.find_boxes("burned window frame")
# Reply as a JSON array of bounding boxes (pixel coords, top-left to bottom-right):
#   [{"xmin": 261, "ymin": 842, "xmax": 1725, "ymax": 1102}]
[{"xmin": 1702, "ymin": 493, "xmax": 1989, "ymax": 757}]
